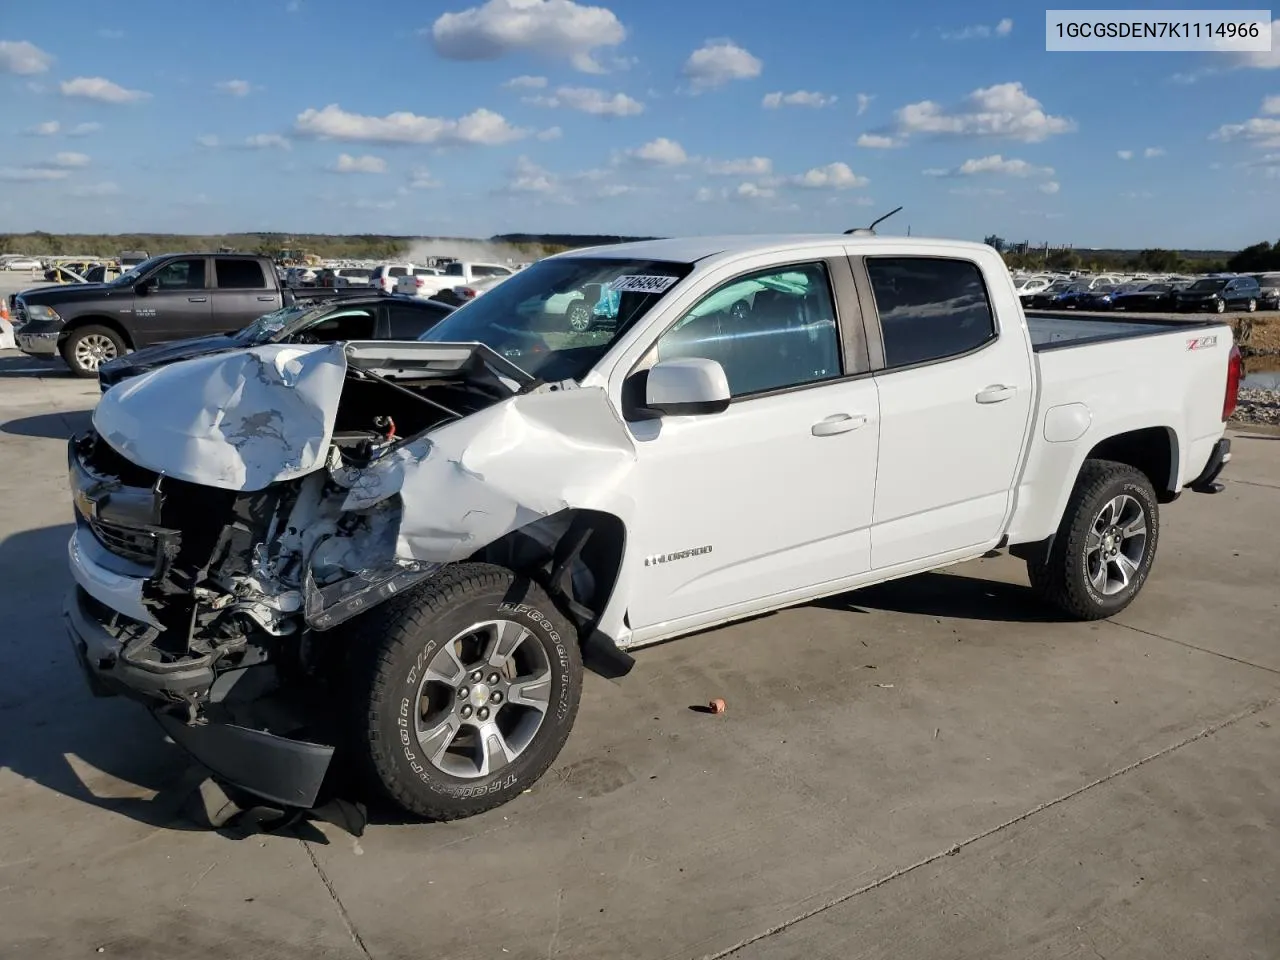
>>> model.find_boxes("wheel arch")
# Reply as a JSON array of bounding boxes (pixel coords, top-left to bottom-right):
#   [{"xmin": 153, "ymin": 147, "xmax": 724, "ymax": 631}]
[
  {"xmin": 1084, "ymin": 426, "xmax": 1179, "ymax": 502},
  {"xmin": 59, "ymin": 315, "xmax": 135, "ymax": 350}
]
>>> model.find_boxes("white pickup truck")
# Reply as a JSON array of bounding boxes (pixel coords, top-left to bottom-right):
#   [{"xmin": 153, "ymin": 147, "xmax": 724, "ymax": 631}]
[
  {"xmin": 395, "ymin": 260, "xmax": 516, "ymax": 298},
  {"xmin": 64, "ymin": 235, "xmax": 1239, "ymax": 822}
]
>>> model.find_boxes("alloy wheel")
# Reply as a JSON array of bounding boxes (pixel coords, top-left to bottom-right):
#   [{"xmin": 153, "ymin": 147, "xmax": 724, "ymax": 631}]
[
  {"xmin": 74, "ymin": 334, "xmax": 118, "ymax": 371},
  {"xmin": 1085, "ymin": 494, "xmax": 1148, "ymax": 596}
]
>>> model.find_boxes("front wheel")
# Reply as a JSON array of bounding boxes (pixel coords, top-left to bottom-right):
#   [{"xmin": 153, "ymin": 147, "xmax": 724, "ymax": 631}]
[
  {"xmin": 62, "ymin": 325, "xmax": 125, "ymax": 378},
  {"xmin": 1247, "ymin": 299, "xmax": 1257, "ymax": 313},
  {"xmin": 566, "ymin": 299, "xmax": 593, "ymax": 332},
  {"xmin": 347, "ymin": 563, "xmax": 582, "ymax": 820},
  {"xmin": 1215, "ymin": 299, "xmax": 1226, "ymax": 314},
  {"xmin": 1027, "ymin": 460, "xmax": 1160, "ymax": 620}
]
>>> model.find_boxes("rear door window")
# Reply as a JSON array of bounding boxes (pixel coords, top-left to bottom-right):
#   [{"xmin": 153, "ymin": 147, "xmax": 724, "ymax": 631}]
[
  {"xmin": 387, "ymin": 302, "xmax": 452, "ymax": 339},
  {"xmin": 215, "ymin": 258, "xmax": 267, "ymax": 289},
  {"xmin": 865, "ymin": 257, "xmax": 997, "ymax": 368},
  {"xmin": 153, "ymin": 258, "xmax": 207, "ymax": 290}
]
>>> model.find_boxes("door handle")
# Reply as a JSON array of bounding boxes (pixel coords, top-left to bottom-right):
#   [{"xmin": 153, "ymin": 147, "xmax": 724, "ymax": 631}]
[
  {"xmin": 811, "ymin": 413, "xmax": 868, "ymax": 436},
  {"xmin": 187, "ymin": 296, "xmax": 207, "ymax": 303},
  {"xmin": 975, "ymin": 384, "xmax": 1017, "ymax": 404},
  {"xmin": 257, "ymin": 295, "xmax": 275, "ymax": 301}
]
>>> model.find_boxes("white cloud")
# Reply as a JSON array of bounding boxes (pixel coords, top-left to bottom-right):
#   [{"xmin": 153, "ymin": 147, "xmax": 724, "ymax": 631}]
[
  {"xmin": 1211, "ymin": 116, "xmax": 1280, "ymax": 147},
  {"xmin": 196, "ymin": 134, "xmax": 220, "ymax": 148},
  {"xmin": 734, "ymin": 181, "xmax": 775, "ymax": 199},
  {"xmin": 791, "ymin": 162, "xmax": 868, "ymax": 189},
  {"xmin": 527, "ymin": 85, "xmax": 643, "ymax": 116},
  {"xmin": 28, "ymin": 120, "xmax": 59, "ymax": 136},
  {"xmin": 70, "ymin": 181, "xmax": 121, "ymax": 197},
  {"xmin": 857, "ymin": 133, "xmax": 902, "ymax": 149},
  {"xmin": 942, "ymin": 18, "xmax": 1014, "ymax": 40},
  {"xmin": 594, "ymin": 183, "xmax": 634, "ymax": 198},
  {"xmin": 893, "ymin": 82, "xmax": 1074, "ymax": 143},
  {"xmin": 695, "ymin": 186, "xmax": 716, "ymax": 203},
  {"xmin": 504, "ymin": 74, "xmax": 548, "ymax": 89},
  {"xmin": 430, "ymin": 0, "xmax": 627, "ymax": 73},
  {"xmin": 68, "ymin": 121, "xmax": 102, "ymax": 137},
  {"xmin": 954, "ymin": 154, "xmax": 1054, "ymax": 177},
  {"xmin": 243, "ymin": 133, "xmax": 291, "ymax": 150},
  {"xmin": 856, "ymin": 93, "xmax": 874, "ymax": 116},
  {"xmin": 60, "ymin": 76, "xmax": 150, "ymax": 103},
  {"xmin": 1262, "ymin": 95, "xmax": 1280, "ymax": 115},
  {"xmin": 1117, "ymin": 149, "xmax": 1134, "ymax": 160},
  {"xmin": 409, "ymin": 166, "xmax": 440, "ymax": 188},
  {"xmin": 705, "ymin": 156, "xmax": 772, "ymax": 176},
  {"xmin": 216, "ymin": 79, "xmax": 253, "ymax": 96},
  {"xmin": 1038, "ymin": 180, "xmax": 1060, "ymax": 194},
  {"xmin": 50, "ymin": 151, "xmax": 90, "ymax": 168},
  {"xmin": 0, "ymin": 40, "xmax": 53, "ymax": 74},
  {"xmin": 0, "ymin": 167, "xmax": 70, "ymax": 181},
  {"xmin": 330, "ymin": 153, "xmax": 387, "ymax": 174},
  {"xmin": 537, "ymin": 125, "xmax": 563, "ymax": 140},
  {"xmin": 623, "ymin": 137, "xmax": 687, "ymax": 165},
  {"xmin": 950, "ymin": 186, "xmax": 1006, "ymax": 197},
  {"xmin": 1143, "ymin": 146, "xmax": 1165, "ymax": 158},
  {"xmin": 761, "ymin": 90, "xmax": 835, "ymax": 109},
  {"xmin": 1226, "ymin": 19, "xmax": 1280, "ymax": 69},
  {"xmin": 682, "ymin": 39, "xmax": 762, "ymax": 92},
  {"xmin": 503, "ymin": 155, "xmax": 563, "ymax": 196},
  {"xmin": 295, "ymin": 103, "xmax": 526, "ymax": 145},
  {"xmin": 922, "ymin": 168, "xmax": 948, "ymax": 177}
]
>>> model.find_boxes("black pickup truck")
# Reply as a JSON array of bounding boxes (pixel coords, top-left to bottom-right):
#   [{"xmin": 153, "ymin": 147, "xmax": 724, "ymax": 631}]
[{"xmin": 12, "ymin": 252, "xmax": 352, "ymax": 377}]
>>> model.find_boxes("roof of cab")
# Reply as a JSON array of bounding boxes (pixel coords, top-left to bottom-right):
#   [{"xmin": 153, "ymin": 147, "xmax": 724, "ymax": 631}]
[{"xmin": 552, "ymin": 234, "xmax": 995, "ymax": 267}]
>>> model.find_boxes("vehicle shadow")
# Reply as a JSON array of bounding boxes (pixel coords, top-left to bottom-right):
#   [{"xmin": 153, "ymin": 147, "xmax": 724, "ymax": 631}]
[
  {"xmin": 0, "ymin": 408, "xmax": 92, "ymax": 439},
  {"xmin": 818, "ymin": 570, "xmax": 1070, "ymax": 624},
  {"xmin": 0, "ymin": 522, "xmax": 342, "ymax": 840},
  {"xmin": 0, "ymin": 354, "xmax": 69, "ymax": 378}
]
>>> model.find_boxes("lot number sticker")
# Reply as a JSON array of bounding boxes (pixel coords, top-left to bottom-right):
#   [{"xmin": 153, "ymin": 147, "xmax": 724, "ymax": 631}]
[{"xmin": 611, "ymin": 275, "xmax": 680, "ymax": 294}]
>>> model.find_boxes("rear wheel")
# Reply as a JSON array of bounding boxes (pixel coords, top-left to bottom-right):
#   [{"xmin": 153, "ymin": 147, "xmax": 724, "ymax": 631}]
[
  {"xmin": 61, "ymin": 325, "xmax": 124, "ymax": 378},
  {"xmin": 1247, "ymin": 298, "xmax": 1257, "ymax": 313},
  {"xmin": 347, "ymin": 563, "xmax": 582, "ymax": 820},
  {"xmin": 1027, "ymin": 460, "xmax": 1160, "ymax": 620},
  {"xmin": 1215, "ymin": 299, "xmax": 1226, "ymax": 314}
]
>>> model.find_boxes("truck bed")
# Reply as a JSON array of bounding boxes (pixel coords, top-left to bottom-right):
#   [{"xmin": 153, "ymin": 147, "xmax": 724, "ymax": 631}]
[{"xmin": 1026, "ymin": 311, "xmax": 1222, "ymax": 351}]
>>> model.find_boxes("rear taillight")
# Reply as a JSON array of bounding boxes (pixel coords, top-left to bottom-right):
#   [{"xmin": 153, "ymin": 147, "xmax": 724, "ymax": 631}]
[
  {"xmin": 459, "ymin": 288, "xmax": 477, "ymax": 299},
  {"xmin": 1223, "ymin": 344, "xmax": 1242, "ymax": 421}
]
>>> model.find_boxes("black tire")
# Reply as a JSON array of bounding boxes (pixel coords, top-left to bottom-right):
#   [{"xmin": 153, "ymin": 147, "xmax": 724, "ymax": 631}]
[
  {"xmin": 1247, "ymin": 299, "xmax": 1257, "ymax": 313},
  {"xmin": 61, "ymin": 324, "xmax": 125, "ymax": 378},
  {"xmin": 1214, "ymin": 299, "xmax": 1226, "ymax": 314},
  {"xmin": 1026, "ymin": 460, "xmax": 1160, "ymax": 621},
  {"xmin": 346, "ymin": 563, "xmax": 582, "ymax": 820},
  {"xmin": 566, "ymin": 299, "xmax": 592, "ymax": 332}
]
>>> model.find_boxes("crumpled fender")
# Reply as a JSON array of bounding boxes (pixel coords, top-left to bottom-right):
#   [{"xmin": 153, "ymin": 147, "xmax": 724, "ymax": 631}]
[
  {"xmin": 93, "ymin": 343, "xmax": 347, "ymax": 492},
  {"xmin": 341, "ymin": 386, "xmax": 637, "ymax": 564}
]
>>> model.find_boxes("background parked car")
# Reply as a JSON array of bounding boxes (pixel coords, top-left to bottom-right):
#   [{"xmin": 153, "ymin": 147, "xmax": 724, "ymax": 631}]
[
  {"xmin": 96, "ymin": 294, "xmax": 456, "ymax": 390},
  {"xmin": 1251, "ymin": 273, "xmax": 1280, "ymax": 310},
  {"xmin": 1111, "ymin": 281, "xmax": 1181, "ymax": 311},
  {"xmin": 1173, "ymin": 276, "xmax": 1261, "ymax": 313},
  {"xmin": 3, "ymin": 257, "xmax": 43, "ymax": 271},
  {"xmin": 368, "ymin": 263, "xmax": 417, "ymax": 294}
]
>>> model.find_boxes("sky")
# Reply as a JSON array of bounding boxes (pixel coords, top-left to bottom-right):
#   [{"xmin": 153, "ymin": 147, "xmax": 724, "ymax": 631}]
[{"xmin": 1, "ymin": 0, "xmax": 1278, "ymax": 249}]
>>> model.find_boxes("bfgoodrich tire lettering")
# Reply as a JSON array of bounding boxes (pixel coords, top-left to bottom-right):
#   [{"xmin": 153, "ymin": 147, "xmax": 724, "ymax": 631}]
[
  {"xmin": 1026, "ymin": 459, "xmax": 1160, "ymax": 621},
  {"xmin": 346, "ymin": 562, "xmax": 582, "ymax": 820}
]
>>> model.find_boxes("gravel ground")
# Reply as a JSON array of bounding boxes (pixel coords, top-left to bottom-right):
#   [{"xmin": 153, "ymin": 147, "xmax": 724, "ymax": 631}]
[{"xmin": 1233, "ymin": 388, "xmax": 1280, "ymax": 426}]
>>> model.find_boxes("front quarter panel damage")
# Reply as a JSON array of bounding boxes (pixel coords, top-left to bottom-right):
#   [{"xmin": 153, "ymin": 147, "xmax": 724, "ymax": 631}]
[
  {"xmin": 341, "ymin": 386, "xmax": 637, "ymax": 565},
  {"xmin": 93, "ymin": 343, "xmax": 347, "ymax": 492}
]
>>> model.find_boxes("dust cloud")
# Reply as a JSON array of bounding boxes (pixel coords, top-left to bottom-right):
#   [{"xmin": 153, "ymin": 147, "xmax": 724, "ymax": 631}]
[{"xmin": 405, "ymin": 238, "xmax": 555, "ymax": 266}]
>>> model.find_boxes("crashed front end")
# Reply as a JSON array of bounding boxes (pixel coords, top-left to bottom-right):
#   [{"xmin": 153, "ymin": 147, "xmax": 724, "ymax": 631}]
[{"xmin": 62, "ymin": 340, "xmax": 578, "ymax": 809}]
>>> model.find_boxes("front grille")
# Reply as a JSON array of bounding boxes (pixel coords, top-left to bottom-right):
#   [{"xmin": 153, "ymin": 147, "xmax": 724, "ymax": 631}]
[
  {"xmin": 13, "ymin": 299, "xmax": 27, "ymax": 327},
  {"xmin": 88, "ymin": 517, "xmax": 158, "ymax": 565}
]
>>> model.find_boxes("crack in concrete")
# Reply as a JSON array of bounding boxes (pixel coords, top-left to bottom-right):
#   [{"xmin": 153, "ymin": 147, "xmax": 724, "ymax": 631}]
[
  {"xmin": 697, "ymin": 696, "xmax": 1280, "ymax": 960},
  {"xmin": 1228, "ymin": 478, "xmax": 1280, "ymax": 490},
  {"xmin": 1110, "ymin": 620, "xmax": 1280, "ymax": 676},
  {"xmin": 302, "ymin": 839, "xmax": 373, "ymax": 960}
]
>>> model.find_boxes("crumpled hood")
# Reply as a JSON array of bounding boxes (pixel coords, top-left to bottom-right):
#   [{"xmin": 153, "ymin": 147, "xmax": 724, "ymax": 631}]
[{"xmin": 93, "ymin": 342, "xmax": 347, "ymax": 491}]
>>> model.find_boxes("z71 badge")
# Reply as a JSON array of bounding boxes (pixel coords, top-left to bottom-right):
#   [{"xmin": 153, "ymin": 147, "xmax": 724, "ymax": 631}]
[
  {"xmin": 644, "ymin": 545, "xmax": 712, "ymax": 567},
  {"xmin": 1186, "ymin": 335, "xmax": 1218, "ymax": 351}
]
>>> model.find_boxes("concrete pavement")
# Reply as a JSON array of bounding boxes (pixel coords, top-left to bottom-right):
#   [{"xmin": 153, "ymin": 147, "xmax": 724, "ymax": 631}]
[{"xmin": 0, "ymin": 357, "xmax": 1277, "ymax": 960}]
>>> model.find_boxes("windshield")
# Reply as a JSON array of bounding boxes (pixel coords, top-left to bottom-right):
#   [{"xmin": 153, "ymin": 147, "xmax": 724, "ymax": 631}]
[
  {"xmin": 419, "ymin": 257, "xmax": 694, "ymax": 381},
  {"xmin": 111, "ymin": 255, "xmax": 167, "ymax": 286},
  {"xmin": 1189, "ymin": 278, "xmax": 1228, "ymax": 291},
  {"xmin": 235, "ymin": 302, "xmax": 323, "ymax": 343},
  {"xmin": 1141, "ymin": 283, "xmax": 1171, "ymax": 292}
]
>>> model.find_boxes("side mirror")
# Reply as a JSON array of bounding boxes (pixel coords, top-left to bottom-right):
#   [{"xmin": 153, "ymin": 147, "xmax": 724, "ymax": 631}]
[
  {"xmin": 135, "ymin": 278, "xmax": 156, "ymax": 296},
  {"xmin": 645, "ymin": 357, "xmax": 731, "ymax": 416}
]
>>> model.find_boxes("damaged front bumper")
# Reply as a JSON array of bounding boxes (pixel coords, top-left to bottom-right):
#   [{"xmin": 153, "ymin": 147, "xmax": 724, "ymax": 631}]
[{"xmin": 63, "ymin": 583, "xmax": 334, "ymax": 808}]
